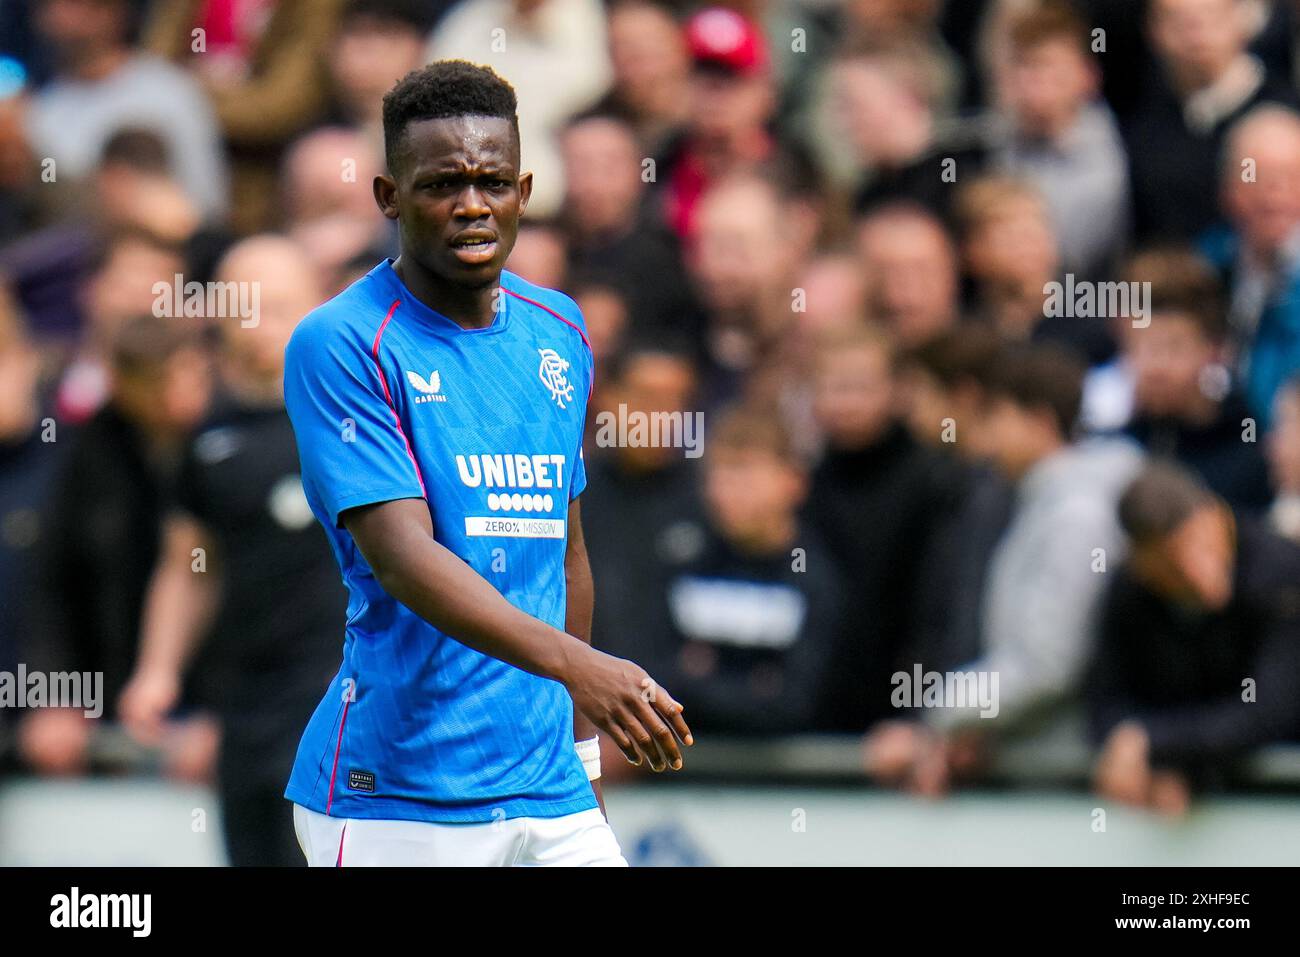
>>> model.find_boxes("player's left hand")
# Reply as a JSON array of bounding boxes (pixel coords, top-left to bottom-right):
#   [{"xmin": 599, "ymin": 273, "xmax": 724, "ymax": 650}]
[{"xmin": 561, "ymin": 645, "xmax": 693, "ymax": 772}]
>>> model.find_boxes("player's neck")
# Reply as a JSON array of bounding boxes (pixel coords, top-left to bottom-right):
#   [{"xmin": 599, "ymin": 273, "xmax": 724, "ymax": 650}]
[{"xmin": 393, "ymin": 256, "xmax": 499, "ymax": 330}]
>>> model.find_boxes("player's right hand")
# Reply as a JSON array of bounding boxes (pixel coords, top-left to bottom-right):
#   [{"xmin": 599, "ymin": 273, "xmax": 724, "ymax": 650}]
[{"xmin": 563, "ymin": 647, "xmax": 693, "ymax": 772}]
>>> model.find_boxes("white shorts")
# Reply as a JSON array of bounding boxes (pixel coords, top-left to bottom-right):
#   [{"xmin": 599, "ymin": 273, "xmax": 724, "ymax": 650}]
[{"xmin": 293, "ymin": 803, "xmax": 628, "ymax": 867}]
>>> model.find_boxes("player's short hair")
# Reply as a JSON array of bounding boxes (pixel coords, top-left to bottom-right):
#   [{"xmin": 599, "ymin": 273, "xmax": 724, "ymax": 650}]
[
  {"xmin": 382, "ymin": 60, "xmax": 519, "ymax": 173},
  {"xmin": 986, "ymin": 342, "xmax": 1085, "ymax": 438},
  {"xmin": 1123, "ymin": 246, "xmax": 1228, "ymax": 342},
  {"xmin": 1118, "ymin": 460, "xmax": 1216, "ymax": 545}
]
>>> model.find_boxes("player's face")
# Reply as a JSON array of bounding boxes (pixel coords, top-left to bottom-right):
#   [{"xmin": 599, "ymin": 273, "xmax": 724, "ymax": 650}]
[{"xmin": 376, "ymin": 115, "xmax": 532, "ymax": 288}]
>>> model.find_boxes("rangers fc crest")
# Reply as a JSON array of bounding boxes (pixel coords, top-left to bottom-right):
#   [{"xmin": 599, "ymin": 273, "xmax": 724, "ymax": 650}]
[{"xmin": 538, "ymin": 348, "xmax": 574, "ymax": 409}]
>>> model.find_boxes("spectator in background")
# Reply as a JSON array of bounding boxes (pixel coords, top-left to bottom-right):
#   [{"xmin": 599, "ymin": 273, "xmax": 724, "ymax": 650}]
[
  {"xmin": 119, "ymin": 235, "xmax": 341, "ymax": 866},
  {"xmin": 664, "ymin": 404, "xmax": 845, "ymax": 735},
  {"xmin": 856, "ymin": 202, "xmax": 959, "ymax": 348},
  {"xmin": 558, "ymin": 112, "xmax": 702, "ymax": 338},
  {"xmin": 593, "ymin": 0, "xmax": 691, "ymax": 161},
  {"xmin": 872, "ymin": 344, "xmax": 1143, "ymax": 794},
  {"xmin": 145, "ymin": 0, "xmax": 344, "ymax": 234},
  {"xmin": 1202, "ymin": 104, "xmax": 1300, "ymax": 429},
  {"xmin": 689, "ymin": 174, "xmax": 813, "ymax": 430},
  {"xmin": 584, "ymin": 339, "xmax": 703, "ymax": 670},
  {"xmin": 815, "ymin": 34, "xmax": 985, "ymax": 220},
  {"xmin": 569, "ymin": 274, "xmax": 630, "ymax": 373},
  {"xmin": 897, "ymin": 326, "xmax": 1014, "ymax": 680},
  {"xmin": 427, "ymin": 0, "xmax": 612, "ymax": 217},
  {"xmin": 1123, "ymin": 246, "xmax": 1272, "ymax": 513},
  {"xmin": 781, "ymin": 247, "xmax": 874, "ymax": 399},
  {"xmin": 0, "ymin": 288, "xmax": 62, "ymax": 701},
  {"xmin": 0, "ymin": 85, "xmax": 49, "ymax": 247},
  {"xmin": 954, "ymin": 175, "xmax": 1114, "ymax": 365},
  {"xmin": 325, "ymin": 0, "xmax": 433, "ymax": 140},
  {"xmin": 2, "ymin": 127, "xmax": 224, "ymax": 357},
  {"xmin": 658, "ymin": 7, "xmax": 780, "ymax": 241},
  {"xmin": 27, "ymin": 0, "xmax": 228, "ymax": 220},
  {"xmin": 804, "ymin": 323, "xmax": 944, "ymax": 732},
  {"xmin": 838, "ymin": 0, "xmax": 964, "ymax": 109},
  {"xmin": 991, "ymin": 0, "xmax": 1129, "ymax": 278},
  {"xmin": 1125, "ymin": 0, "xmax": 1293, "ymax": 242},
  {"xmin": 955, "ymin": 175, "xmax": 1059, "ymax": 336},
  {"xmin": 793, "ymin": 251, "xmax": 869, "ymax": 337},
  {"xmin": 505, "ymin": 217, "xmax": 568, "ymax": 290},
  {"xmin": 1268, "ymin": 374, "xmax": 1300, "ymax": 540},
  {"xmin": 20, "ymin": 313, "xmax": 213, "ymax": 777},
  {"xmin": 50, "ymin": 229, "xmax": 189, "ymax": 425},
  {"xmin": 93, "ymin": 129, "xmax": 218, "ymax": 254},
  {"xmin": 280, "ymin": 126, "xmax": 390, "ymax": 291},
  {"xmin": 581, "ymin": 336, "xmax": 703, "ymax": 781},
  {"xmin": 1090, "ymin": 462, "xmax": 1300, "ymax": 813}
]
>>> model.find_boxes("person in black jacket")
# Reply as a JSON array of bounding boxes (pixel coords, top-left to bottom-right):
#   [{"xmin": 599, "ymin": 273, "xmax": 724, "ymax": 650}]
[
  {"xmin": 0, "ymin": 291, "xmax": 65, "ymax": 771},
  {"xmin": 583, "ymin": 338, "xmax": 705, "ymax": 678},
  {"xmin": 1122, "ymin": 247, "xmax": 1272, "ymax": 513},
  {"xmin": 897, "ymin": 326, "xmax": 1015, "ymax": 681},
  {"xmin": 664, "ymin": 404, "xmax": 845, "ymax": 735},
  {"xmin": 1123, "ymin": 0, "xmax": 1296, "ymax": 242},
  {"xmin": 118, "ymin": 236, "xmax": 344, "ymax": 866},
  {"xmin": 1089, "ymin": 461, "xmax": 1300, "ymax": 815},
  {"xmin": 20, "ymin": 313, "xmax": 212, "ymax": 776},
  {"xmin": 804, "ymin": 323, "xmax": 947, "ymax": 731}
]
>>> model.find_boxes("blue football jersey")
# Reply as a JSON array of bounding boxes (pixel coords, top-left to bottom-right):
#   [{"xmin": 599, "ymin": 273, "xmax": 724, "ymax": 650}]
[{"xmin": 282, "ymin": 259, "xmax": 597, "ymax": 823}]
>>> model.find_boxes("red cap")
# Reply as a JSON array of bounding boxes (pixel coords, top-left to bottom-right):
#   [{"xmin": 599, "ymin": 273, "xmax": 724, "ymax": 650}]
[{"xmin": 685, "ymin": 7, "xmax": 768, "ymax": 77}]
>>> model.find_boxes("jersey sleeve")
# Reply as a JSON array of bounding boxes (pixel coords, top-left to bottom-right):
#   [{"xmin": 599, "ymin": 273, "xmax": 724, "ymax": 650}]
[
  {"xmin": 568, "ymin": 307, "xmax": 595, "ymax": 502},
  {"xmin": 570, "ymin": 445, "xmax": 587, "ymax": 500},
  {"xmin": 284, "ymin": 313, "xmax": 425, "ymax": 527}
]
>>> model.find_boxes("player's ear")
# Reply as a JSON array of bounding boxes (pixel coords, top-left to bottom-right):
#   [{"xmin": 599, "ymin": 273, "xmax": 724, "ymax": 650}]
[
  {"xmin": 517, "ymin": 170, "xmax": 533, "ymax": 218},
  {"xmin": 374, "ymin": 173, "xmax": 400, "ymax": 221}
]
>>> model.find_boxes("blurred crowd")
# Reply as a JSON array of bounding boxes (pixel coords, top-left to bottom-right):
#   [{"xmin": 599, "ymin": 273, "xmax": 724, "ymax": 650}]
[{"xmin": 4, "ymin": 0, "xmax": 1300, "ymax": 863}]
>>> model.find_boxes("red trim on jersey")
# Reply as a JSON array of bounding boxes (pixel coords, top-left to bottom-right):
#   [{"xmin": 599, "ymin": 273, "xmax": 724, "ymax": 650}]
[
  {"xmin": 324, "ymin": 695, "xmax": 351, "ymax": 815},
  {"xmin": 503, "ymin": 288, "xmax": 592, "ymax": 352},
  {"xmin": 370, "ymin": 299, "xmax": 427, "ymax": 497},
  {"xmin": 503, "ymin": 287, "xmax": 595, "ymax": 400},
  {"xmin": 335, "ymin": 821, "xmax": 348, "ymax": 867}
]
